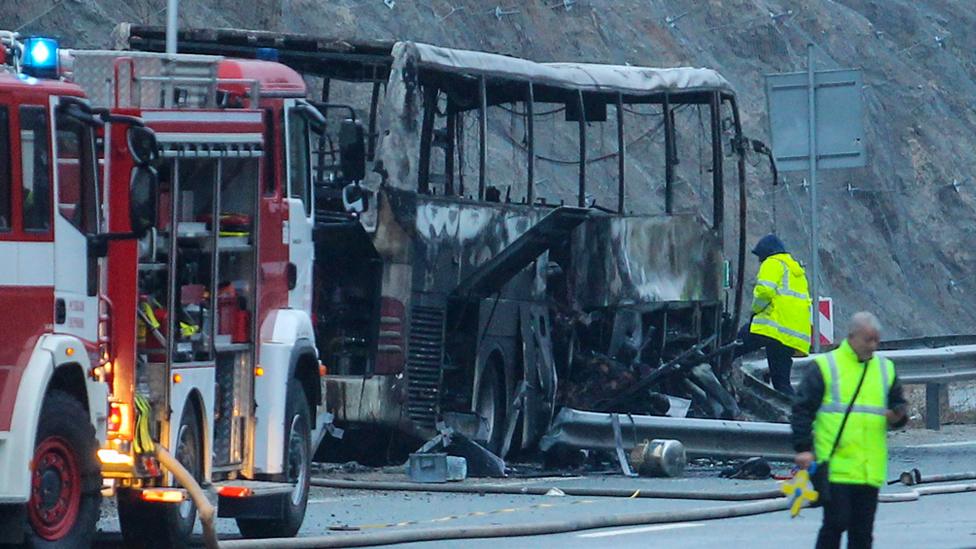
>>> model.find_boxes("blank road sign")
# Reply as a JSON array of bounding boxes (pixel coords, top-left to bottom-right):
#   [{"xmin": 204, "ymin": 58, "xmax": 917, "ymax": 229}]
[{"xmin": 765, "ymin": 69, "xmax": 865, "ymax": 172}]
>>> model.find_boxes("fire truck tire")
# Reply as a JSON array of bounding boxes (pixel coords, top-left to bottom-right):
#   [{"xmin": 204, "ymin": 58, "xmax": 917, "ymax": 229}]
[
  {"xmin": 477, "ymin": 363, "xmax": 506, "ymax": 454},
  {"xmin": 117, "ymin": 405, "xmax": 202, "ymax": 549},
  {"xmin": 24, "ymin": 390, "xmax": 101, "ymax": 548},
  {"xmin": 236, "ymin": 382, "xmax": 311, "ymax": 539}
]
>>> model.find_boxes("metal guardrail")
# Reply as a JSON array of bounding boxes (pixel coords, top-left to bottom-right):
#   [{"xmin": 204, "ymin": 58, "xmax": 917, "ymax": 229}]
[
  {"xmin": 879, "ymin": 334, "xmax": 976, "ymax": 351},
  {"xmin": 744, "ymin": 343, "xmax": 976, "ymax": 430},
  {"xmin": 789, "ymin": 344, "xmax": 976, "ymax": 385},
  {"xmin": 539, "ymin": 408, "xmax": 794, "ymax": 461},
  {"xmin": 541, "ymin": 342, "xmax": 976, "ymax": 461}
]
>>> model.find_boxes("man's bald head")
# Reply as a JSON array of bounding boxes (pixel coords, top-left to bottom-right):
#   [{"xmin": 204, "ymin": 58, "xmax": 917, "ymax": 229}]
[
  {"xmin": 848, "ymin": 311, "xmax": 881, "ymax": 362},
  {"xmin": 849, "ymin": 311, "xmax": 882, "ymax": 337}
]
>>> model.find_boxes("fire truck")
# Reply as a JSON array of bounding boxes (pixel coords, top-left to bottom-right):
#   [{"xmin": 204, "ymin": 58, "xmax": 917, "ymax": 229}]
[
  {"xmin": 0, "ymin": 31, "xmax": 123, "ymax": 546},
  {"xmin": 0, "ymin": 32, "xmax": 332, "ymax": 546}
]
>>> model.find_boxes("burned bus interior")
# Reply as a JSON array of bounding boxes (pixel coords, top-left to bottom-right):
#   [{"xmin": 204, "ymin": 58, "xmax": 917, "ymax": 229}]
[{"xmin": 125, "ymin": 27, "xmax": 750, "ymax": 453}]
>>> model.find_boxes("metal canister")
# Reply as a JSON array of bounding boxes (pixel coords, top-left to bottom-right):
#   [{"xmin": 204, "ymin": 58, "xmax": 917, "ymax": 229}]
[{"xmin": 629, "ymin": 439, "xmax": 686, "ymax": 478}]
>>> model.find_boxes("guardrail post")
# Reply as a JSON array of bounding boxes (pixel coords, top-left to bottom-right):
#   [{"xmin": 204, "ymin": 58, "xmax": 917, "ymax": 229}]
[{"xmin": 925, "ymin": 382, "xmax": 941, "ymax": 431}]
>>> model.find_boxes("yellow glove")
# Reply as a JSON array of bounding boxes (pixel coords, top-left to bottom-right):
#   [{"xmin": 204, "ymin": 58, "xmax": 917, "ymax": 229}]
[
  {"xmin": 179, "ymin": 321, "xmax": 199, "ymax": 337},
  {"xmin": 780, "ymin": 468, "xmax": 819, "ymax": 518}
]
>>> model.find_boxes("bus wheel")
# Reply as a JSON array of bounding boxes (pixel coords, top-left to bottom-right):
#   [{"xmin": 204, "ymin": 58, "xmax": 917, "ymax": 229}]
[
  {"xmin": 476, "ymin": 361, "xmax": 506, "ymax": 454},
  {"xmin": 236, "ymin": 382, "xmax": 311, "ymax": 538},
  {"xmin": 25, "ymin": 390, "xmax": 100, "ymax": 548}
]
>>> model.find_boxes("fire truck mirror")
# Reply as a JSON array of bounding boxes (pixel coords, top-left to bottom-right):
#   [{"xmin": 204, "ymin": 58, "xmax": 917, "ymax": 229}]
[
  {"xmin": 129, "ymin": 165, "xmax": 158, "ymax": 237},
  {"xmin": 127, "ymin": 125, "xmax": 159, "ymax": 166},
  {"xmin": 339, "ymin": 119, "xmax": 366, "ymax": 183}
]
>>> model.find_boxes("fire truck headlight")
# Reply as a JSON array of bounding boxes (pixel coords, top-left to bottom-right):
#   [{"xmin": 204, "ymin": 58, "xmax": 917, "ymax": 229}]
[
  {"xmin": 22, "ymin": 37, "xmax": 59, "ymax": 78},
  {"xmin": 97, "ymin": 448, "xmax": 134, "ymax": 466}
]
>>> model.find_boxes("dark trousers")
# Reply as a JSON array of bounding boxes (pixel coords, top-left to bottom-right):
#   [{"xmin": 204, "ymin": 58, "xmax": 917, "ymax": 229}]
[
  {"xmin": 733, "ymin": 323, "xmax": 795, "ymax": 395},
  {"xmin": 816, "ymin": 483, "xmax": 880, "ymax": 549}
]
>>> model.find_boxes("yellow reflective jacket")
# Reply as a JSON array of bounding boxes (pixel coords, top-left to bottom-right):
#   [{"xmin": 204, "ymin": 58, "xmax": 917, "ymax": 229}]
[
  {"xmin": 813, "ymin": 340, "xmax": 895, "ymax": 488},
  {"xmin": 749, "ymin": 252, "xmax": 811, "ymax": 354}
]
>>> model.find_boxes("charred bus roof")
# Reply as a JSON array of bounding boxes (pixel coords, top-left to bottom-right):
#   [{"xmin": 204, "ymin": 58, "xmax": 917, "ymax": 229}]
[
  {"xmin": 120, "ymin": 25, "xmax": 733, "ymax": 100},
  {"xmin": 403, "ymin": 41, "xmax": 733, "ymax": 104}
]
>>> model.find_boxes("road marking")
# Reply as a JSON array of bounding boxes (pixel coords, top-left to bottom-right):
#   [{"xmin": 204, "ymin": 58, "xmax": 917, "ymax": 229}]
[
  {"xmin": 900, "ymin": 441, "xmax": 976, "ymax": 449},
  {"xmin": 578, "ymin": 523, "xmax": 704, "ymax": 539},
  {"xmin": 308, "ymin": 495, "xmax": 370, "ymax": 504},
  {"xmin": 351, "ymin": 499, "xmax": 597, "ymax": 530},
  {"xmin": 481, "ymin": 476, "xmax": 584, "ymax": 487}
]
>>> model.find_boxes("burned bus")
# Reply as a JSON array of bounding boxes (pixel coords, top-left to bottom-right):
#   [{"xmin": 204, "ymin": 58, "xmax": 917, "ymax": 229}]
[{"xmin": 123, "ymin": 28, "xmax": 752, "ymax": 457}]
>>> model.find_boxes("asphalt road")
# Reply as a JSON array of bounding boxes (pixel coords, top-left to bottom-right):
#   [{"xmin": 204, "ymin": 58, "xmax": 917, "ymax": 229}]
[{"xmin": 94, "ymin": 425, "xmax": 976, "ymax": 548}]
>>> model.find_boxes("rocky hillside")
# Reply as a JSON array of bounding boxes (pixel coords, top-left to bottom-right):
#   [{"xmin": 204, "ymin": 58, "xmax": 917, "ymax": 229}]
[{"xmin": 4, "ymin": 0, "xmax": 975, "ymax": 337}]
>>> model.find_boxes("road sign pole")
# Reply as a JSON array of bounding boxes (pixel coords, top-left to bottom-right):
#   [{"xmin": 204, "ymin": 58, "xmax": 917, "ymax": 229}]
[
  {"xmin": 166, "ymin": 0, "xmax": 179, "ymax": 54},
  {"xmin": 807, "ymin": 44, "xmax": 820, "ymax": 352},
  {"xmin": 766, "ymin": 54, "xmax": 865, "ymax": 354}
]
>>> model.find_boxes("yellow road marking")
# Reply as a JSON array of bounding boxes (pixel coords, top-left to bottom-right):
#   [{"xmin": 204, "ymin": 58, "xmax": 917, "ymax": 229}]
[{"xmin": 343, "ymin": 497, "xmax": 598, "ymax": 530}]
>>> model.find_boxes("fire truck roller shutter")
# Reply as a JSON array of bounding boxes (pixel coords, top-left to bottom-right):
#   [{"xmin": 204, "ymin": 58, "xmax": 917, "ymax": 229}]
[
  {"xmin": 254, "ymin": 309, "xmax": 317, "ymax": 474},
  {"xmin": 0, "ymin": 334, "xmax": 105, "ymax": 503}
]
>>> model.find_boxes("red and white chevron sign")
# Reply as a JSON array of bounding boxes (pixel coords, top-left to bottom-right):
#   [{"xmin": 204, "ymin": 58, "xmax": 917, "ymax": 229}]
[{"xmin": 814, "ymin": 297, "xmax": 834, "ymax": 346}]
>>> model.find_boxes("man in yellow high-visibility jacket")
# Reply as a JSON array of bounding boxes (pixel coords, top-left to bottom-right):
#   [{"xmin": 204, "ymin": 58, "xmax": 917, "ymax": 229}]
[
  {"xmin": 792, "ymin": 312, "xmax": 907, "ymax": 549},
  {"xmin": 734, "ymin": 234, "xmax": 811, "ymax": 395}
]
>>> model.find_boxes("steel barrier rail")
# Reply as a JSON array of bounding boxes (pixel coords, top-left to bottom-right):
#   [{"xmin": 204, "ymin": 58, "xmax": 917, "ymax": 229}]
[
  {"xmin": 539, "ymin": 408, "xmax": 794, "ymax": 460},
  {"xmin": 788, "ymin": 344, "xmax": 976, "ymax": 385},
  {"xmin": 879, "ymin": 334, "xmax": 976, "ymax": 351},
  {"xmin": 746, "ymin": 344, "xmax": 976, "ymax": 430}
]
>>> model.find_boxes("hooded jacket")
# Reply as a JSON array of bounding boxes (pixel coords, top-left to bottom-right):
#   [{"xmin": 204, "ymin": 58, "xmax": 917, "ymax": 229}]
[
  {"xmin": 752, "ymin": 234, "xmax": 786, "ymax": 261},
  {"xmin": 749, "ymin": 237, "xmax": 812, "ymax": 354}
]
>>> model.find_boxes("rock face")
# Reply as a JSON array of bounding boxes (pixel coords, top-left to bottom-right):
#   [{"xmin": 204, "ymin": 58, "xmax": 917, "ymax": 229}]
[{"xmin": 6, "ymin": 0, "xmax": 975, "ymax": 337}]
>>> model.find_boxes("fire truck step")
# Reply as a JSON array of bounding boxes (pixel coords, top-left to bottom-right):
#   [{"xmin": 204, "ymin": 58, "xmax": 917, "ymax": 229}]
[{"xmin": 214, "ymin": 481, "xmax": 298, "ymax": 520}]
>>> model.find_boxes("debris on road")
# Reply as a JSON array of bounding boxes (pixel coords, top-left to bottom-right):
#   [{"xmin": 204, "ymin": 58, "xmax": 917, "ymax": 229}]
[
  {"xmin": 629, "ymin": 439, "xmax": 687, "ymax": 478},
  {"xmin": 414, "ymin": 425, "xmax": 506, "ymax": 478},
  {"xmin": 720, "ymin": 457, "xmax": 773, "ymax": 480},
  {"xmin": 407, "ymin": 453, "xmax": 467, "ymax": 483}
]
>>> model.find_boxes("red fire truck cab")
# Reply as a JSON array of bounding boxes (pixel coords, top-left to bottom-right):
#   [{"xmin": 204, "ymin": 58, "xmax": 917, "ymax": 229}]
[
  {"xmin": 0, "ymin": 31, "xmax": 332, "ymax": 546},
  {"xmin": 0, "ymin": 32, "xmax": 138, "ymax": 546}
]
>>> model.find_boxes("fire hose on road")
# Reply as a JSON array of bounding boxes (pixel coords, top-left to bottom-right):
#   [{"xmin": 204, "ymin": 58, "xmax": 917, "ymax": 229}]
[
  {"xmin": 222, "ymin": 497, "xmax": 792, "ymax": 548},
  {"xmin": 155, "ymin": 446, "xmax": 219, "ymax": 549},
  {"xmin": 892, "ymin": 468, "xmax": 976, "ymax": 486},
  {"xmin": 307, "ymin": 478, "xmax": 785, "ymax": 501},
  {"xmin": 215, "ymin": 477, "xmax": 976, "ymax": 548}
]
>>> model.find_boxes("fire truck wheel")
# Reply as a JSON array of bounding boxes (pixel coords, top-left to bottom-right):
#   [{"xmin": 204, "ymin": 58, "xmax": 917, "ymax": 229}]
[
  {"xmin": 236, "ymin": 382, "xmax": 311, "ymax": 539},
  {"xmin": 476, "ymin": 363, "xmax": 506, "ymax": 454},
  {"xmin": 25, "ymin": 390, "xmax": 101, "ymax": 548},
  {"xmin": 117, "ymin": 406, "xmax": 201, "ymax": 549}
]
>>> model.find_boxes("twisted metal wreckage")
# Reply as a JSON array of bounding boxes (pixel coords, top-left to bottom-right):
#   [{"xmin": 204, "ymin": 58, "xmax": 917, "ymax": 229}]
[{"xmin": 124, "ymin": 26, "xmax": 775, "ymax": 461}]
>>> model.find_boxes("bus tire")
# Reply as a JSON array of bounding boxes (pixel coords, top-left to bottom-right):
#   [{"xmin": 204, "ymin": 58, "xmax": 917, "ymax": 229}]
[{"xmin": 476, "ymin": 360, "xmax": 506, "ymax": 454}]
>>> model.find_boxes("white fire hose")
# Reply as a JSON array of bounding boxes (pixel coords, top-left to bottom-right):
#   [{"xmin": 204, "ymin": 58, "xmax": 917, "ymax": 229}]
[{"xmin": 155, "ymin": 446, "xmax": 219, "ymax": 549}]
